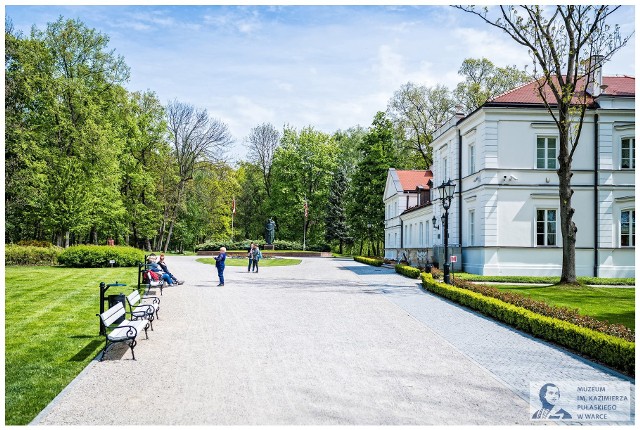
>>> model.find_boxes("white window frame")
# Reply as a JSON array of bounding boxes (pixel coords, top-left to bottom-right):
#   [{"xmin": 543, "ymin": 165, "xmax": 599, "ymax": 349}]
[
  {"xmin": 536, "ymin": 135, "xmax": 558, "ymax": 169},
  {"xmin": 535, "ymin": 208, "xmax": 558, "ymax": 247},
  {"xmin": 419, "ymin": 222, "xmax": 424, "ymax": 247},
  {"xmin": 443, "ymin": 156, "xmax": 448, "ymax": 182},
  {"xmin": 621, "ymin": 137, "xmax": 635, "ymax": 169},
  {"xmin": 468, "ymin": 143, "xmax": 476, "ymax": 175},
  {"xmin": 468, "ymin": 210, "xmax": 475, "ymax": 246},
  {"xmin": 620, "ymin": 208, "xmax": 635, "ymax": 247}
]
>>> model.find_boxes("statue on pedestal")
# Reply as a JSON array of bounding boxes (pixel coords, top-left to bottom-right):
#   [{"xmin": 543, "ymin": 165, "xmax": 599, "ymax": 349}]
[{"xmin": 265, "ymin": 218, "xmax": 276, "ymax": 245}]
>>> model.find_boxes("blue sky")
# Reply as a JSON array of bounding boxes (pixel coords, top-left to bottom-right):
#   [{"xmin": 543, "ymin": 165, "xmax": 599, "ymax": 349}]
[{"xmin": 5, "ymin": 4, "xmax": 636, "ymax": 161}]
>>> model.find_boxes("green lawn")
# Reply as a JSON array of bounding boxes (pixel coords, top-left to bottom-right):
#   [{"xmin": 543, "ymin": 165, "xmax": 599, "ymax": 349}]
[
  {"xmin": 5, "ymin": 266, "xmax": 139, "ymax": 425},
  {"xmin": 454, "ymin": 272, "xmax": 635, "ymax": 286},
  {"xmin": 490, "ymin": 283, "xmax": 635, "ymax": 330},
  {"xmin": 195, "ymin": 257, "xmax": 302, "ymax": 267}
]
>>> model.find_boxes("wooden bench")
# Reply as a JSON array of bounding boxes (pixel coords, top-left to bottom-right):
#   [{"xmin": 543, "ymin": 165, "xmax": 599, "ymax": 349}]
[
  {"xmin": 125, "ymin": 290, "xmax": 160, "ymax": 330},
  {"xmin": 97, "ymin": 302, "xmax": 149, "ymax": 361}
]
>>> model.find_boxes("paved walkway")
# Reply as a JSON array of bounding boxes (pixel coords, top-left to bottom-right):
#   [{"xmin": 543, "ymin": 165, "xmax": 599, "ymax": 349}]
[{"xmin": 32, "ymin": 257, "xmax": 634, "ymax": 425}]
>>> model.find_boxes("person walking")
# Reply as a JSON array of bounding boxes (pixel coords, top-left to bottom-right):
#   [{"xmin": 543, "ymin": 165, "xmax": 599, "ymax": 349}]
[
  {"xmin": 251, "ymin": 244, "xmax": 262, "ymax": 273},
  {"xmin": 247, "ymin": 242, "xmax": 255, "ymax": 272},
  {"xmin": 214, "ymin": 247, "xmax": 227, "ymax": 286}
]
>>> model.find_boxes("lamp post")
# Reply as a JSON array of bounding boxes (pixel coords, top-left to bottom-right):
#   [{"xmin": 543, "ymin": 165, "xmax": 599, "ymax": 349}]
[{"xmin": 437, "ymin": 179, "xmax": 456, "ymax": 284}]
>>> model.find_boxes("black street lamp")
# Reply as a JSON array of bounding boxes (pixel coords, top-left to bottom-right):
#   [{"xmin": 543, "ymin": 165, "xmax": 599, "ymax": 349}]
[{"xmin": 437, "ymin": 179, "xmax": 456, "ymax": 284}]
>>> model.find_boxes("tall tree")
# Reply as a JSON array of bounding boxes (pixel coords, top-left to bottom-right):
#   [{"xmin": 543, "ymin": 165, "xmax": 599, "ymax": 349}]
[
  {"xmin": 454, "ymin": 57, "xmax": 529, "ymax": 113},
  {"xmin": 325, "ymin": 169, "xmax": 350, "ymax": 254},
  {"xmin": 270, "ymin": 126, "xmax": 337, "ymax": 244},
  {"xmin": 246, "ymin": 122, "xmax": 280, "ymax": 197},
  {"xmin": 164, "ymin": 100, "xmax": 233, "ymax": 252},
  {"xmin": 348, "ymin": 112, "xmax": 400, "ymax": 256},
  {"xmin": 6, "ymin": 17, "xmax": 130, "ymax": 246},
  {"xmin": 386, "ymin": 83, "xmax": 455, "ymax": 168},
  {"xmin": 456, "ymin": 5, "xmax": 631, "ymax": 283}
]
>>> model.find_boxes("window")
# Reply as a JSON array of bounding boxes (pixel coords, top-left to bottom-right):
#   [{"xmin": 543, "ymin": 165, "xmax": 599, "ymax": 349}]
[
  {"xmin": 443, "ymin": 156, "xmax": 448, "ymax": 181},
  {"xmin": 425, "ymin": 222, "xmax": 429, "ymax": 246},
  {"xmin": 621, "ymin": 209, "xmax": 635, "ymax": 247},
  {"xmin": 394, "ymin": 232, "xmax": 398, "ymax": 248},
  {"xmin": 468, "ymin": 210, "xmax": 475, "ymax": 246},
  {"xmin": 536, "ymin": 209, "xmax": 557, "ymax": 246},
  {"xmin": 621, "ymin": 138, "xmax": 635, "ymax": 169},
  {"xmin": 419, "ymin": 222, "xmax": 424, "ymax": 247},
  {"xmin": 468, "ymin": 144, "xmax": 476, "ymax": 174},
  {"xmin": 536, "ymin": 136, "xmax": 557, "ymax": 169}
]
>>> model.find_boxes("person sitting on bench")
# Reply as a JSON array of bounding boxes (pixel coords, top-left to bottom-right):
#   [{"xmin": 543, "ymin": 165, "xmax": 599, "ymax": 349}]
[
  {"xmin": 158, "ymin": 253, "xmax": 184, "ymax": 285},
  {"xmin": 147, "ymin": 254, "xmax": 174, "ymax": 286}
]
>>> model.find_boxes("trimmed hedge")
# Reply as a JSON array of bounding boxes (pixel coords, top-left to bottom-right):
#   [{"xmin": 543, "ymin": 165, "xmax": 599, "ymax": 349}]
[
  {"xmin": 57, "ymin": 245, "xmax": 145, "ymax": 268},
  {"xmin": 421, "ymin": 273, "xmax": 635, "ymax": 375},
  {"xmin": 455, "ymin": 273, "xmax": 635, "ymax": 286},
  {"xmin": 450, "ymin": 276, "xmax": 634, "ymax": 342},
  {"xmin": 196, "ymin": 239, "xmax": 330, "ymax": 252},
  {"xmin": 395, "ymin": 264, "xmax": 421, "ymax": 278},
  {"xmin": 5, "ymin": 245, "xmax": 63, "ymax": 266},
  {"xmin": 354, "ymin": 256, "xmax": 383, "ymax": 266}
]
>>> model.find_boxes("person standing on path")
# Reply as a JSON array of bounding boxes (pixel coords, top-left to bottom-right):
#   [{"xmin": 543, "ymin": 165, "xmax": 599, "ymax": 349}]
[
  {"xmin": 247, "ymin": 242, "xmax": 255, "ymax": 272},
  {"xmin": 214, "ymin": 247, "xmax": 227, "ymax": 286},
  {"xmin": 251, "ymin": 244, "xmax": 262, "ymax": 273}
]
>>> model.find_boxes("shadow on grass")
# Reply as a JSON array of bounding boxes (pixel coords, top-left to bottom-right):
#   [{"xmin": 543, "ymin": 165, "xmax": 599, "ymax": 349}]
[{"xmin": 68, "ymin": 339, "xmax": 104, "ymax": 362}]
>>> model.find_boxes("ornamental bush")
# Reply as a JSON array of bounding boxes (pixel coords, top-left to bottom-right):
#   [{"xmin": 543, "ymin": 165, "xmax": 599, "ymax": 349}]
[
  {"xmin": 5, "ymin": 245, "xmax": 63, "ymax": 266},
  {"xmin": 395, "ymin": 264, "xmax": 421, "ymax": 278},
  {"xmin": 57, "ymin": 245, "xmax": 145, "ymax": 268},
  {"xmin": 421, "ymin": 273, "xmax": 635, "ymax": 375},
  {"xmin": 450, "ymin": 276, "xmax": 634, "ymax": 342},
  {"xmin": 195, "ymin": 239, "xmax": 329, "ymax": 252},
  {"xmin": 354, "ymin": 256, "xmax": 383, "ymax": 266}
]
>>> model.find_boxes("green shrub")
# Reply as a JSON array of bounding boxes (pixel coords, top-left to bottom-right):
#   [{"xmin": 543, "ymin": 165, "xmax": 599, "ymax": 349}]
[
  {"xmin": 16, "ymin": 240, "xmax": 55, "ymax": 248},
  {"xmin": 421, "ymin": 273, "xmax": 635, "ymax": 375},
  {"xmin": 5, "ymin": 245, "xmax": 62, "ymax": 266},
  {"xmin": 57, "ymin": 245, "xmax": 145, "ymax": 268},
  {"xmin": 195, "ymin": 239, "xmax": 330, "ymax": 252},
  {"xmin": 354, "ymin": 256, "xmax": 383, "ymax": 266},
  {"xmin": 450, "ymin": 277, "xmax": 634, "ymax": 342},
  {"xmin": 395, "ymin": 263, "xmax": 421, "ymax": 278}
]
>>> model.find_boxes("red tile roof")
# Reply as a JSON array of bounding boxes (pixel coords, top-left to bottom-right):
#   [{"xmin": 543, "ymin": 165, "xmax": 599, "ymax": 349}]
[
  {"xmin": 396, "ymin": 170, "xmax": 433, "ymax": 191},
  {"xmin": 489, "ymin": 76, "xmax": 635, "ymax": 105}
]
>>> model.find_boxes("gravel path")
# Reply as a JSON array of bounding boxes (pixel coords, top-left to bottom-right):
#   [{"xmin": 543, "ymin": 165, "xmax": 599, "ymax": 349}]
[{"xmin": 32, "ymin": 256, "xmax": 633, "ymax": 425}]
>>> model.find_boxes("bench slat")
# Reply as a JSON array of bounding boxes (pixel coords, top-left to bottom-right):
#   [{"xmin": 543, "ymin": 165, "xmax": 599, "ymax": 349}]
[{"xmin": 101, "ymin": 302, "xmax": 125, "ymax": 327}]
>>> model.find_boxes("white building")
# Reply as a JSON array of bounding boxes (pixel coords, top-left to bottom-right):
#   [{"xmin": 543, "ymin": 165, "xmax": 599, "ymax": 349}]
[{"xmin": 384, "ymin": 69, "xmax": 635, "ymax": 277}]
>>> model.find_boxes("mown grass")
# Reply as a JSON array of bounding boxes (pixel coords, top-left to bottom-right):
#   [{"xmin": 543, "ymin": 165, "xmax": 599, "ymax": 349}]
[
  {"xmin": 454, "ymin": 272, "xmax": 635, "ymax": 286},
  {"xmin": 5, "ymin": 266, "xmax": 139, "ymax": 425},
  {"xmin": 490, "ymin": 283, "xmax": 635, "ymax": 330},
  {"xmin": 195, "ymin": 257, "xmax": 302, "ymax": 267}
]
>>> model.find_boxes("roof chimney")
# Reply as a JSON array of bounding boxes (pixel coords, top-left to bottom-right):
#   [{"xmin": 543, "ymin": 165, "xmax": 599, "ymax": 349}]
[{"xmin": 586, "ymin": 55, "xmax": 604, "ymax": 97}]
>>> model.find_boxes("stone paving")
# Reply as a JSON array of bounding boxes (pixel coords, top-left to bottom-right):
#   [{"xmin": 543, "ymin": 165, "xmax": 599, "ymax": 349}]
[{"xmin": 32, "ymin": 256, "xmax": 634, "ymax": 425}]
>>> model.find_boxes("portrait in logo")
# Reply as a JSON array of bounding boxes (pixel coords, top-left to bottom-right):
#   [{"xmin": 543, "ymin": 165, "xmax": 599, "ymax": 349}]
[{"xmin": 532, "ymin": 383, "xmax": 572, "ymax": 419}]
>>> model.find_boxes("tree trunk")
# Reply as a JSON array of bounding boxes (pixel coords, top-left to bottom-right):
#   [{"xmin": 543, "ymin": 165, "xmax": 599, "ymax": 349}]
[
  {"xmin": 144, "ymin": 238, "xmax": 152, "ymax": 252},
  {"xmin": 558, "ymin": 115, "xmax": 578, "ymax": 284},
  {"xmin": 339, "ymin": 239, "xmax": 343, "ymax": 254},
  {"xmin": 164, "ymin": 218, "xmax": 175, "ymax": 253},
  {"xmin": 64, "ymin": 230, "xmax": 70, "ymax": 248},
  {"xmin": 90, "ymin": 226, "xmax": 98, "ymax": 245}
]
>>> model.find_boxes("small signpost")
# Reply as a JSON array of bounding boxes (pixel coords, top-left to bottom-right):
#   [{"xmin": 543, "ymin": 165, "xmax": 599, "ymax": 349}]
[
  {"xmin": 450, "ymin": 255, "xmax": 457, "ymax": 281},
  {"xmin": 109, "ymin": 259, "xmax": 115, "ymax": 268}
]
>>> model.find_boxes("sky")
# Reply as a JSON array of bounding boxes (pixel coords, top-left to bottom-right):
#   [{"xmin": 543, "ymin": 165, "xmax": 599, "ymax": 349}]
[{"xmin": 4, "ymin": 3, "xmax": 636, "ymax": 162}]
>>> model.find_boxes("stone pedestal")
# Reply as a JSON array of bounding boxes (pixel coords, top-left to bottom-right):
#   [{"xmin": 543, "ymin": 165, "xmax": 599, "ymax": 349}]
[{"xmin": 263, "ymin": 244, "xmax": 275, "ymax": 251}]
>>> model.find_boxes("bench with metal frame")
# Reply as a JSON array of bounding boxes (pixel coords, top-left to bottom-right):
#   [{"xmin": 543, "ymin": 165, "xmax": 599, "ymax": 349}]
[
  {"xmin": 97, "ymin": 302, "xmax": 149, "ymax": 361},
  {"xmin": 137, "ymin": 256, "xmax": 165, "ymax": 296},
  {"xmin": 125, "ymin": 289, "xmax": 160, "ymax": 330}
]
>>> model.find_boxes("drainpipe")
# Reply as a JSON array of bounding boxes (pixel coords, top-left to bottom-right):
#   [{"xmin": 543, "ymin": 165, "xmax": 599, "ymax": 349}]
[
  {"xmin": 458, "ymin": 128, "xmax": 463, "ymax": 254},
  {"xmin": 594, "ymin": 113, "xmax": 599, "ymax": 278}
]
